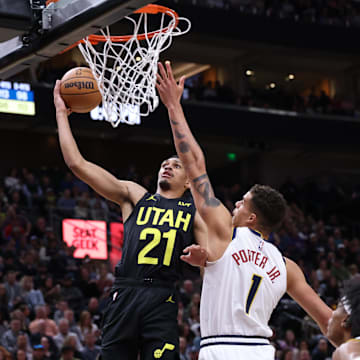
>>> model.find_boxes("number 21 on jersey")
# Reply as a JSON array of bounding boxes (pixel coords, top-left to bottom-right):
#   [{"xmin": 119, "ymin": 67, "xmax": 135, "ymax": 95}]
[
  {"xmin": 138, "ymin": 228, "xmax": 176, "ymax": 266},
  {"xmin": 245, "ymin": 274, "xmax": 263, "ymax": 314}
]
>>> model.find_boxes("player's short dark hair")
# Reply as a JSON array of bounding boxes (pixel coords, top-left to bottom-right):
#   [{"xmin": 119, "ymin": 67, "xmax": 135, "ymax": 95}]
[
  {"xmin": 342, "ymin": 278, "xmax": 360, "ymax": 337},
  {"xmin": 249, "ymin": 184, "xmax": 287, "ymax": 232}
]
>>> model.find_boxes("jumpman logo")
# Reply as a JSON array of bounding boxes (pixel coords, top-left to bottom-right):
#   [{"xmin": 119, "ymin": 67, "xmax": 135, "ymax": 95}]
[
  {"xmin": 153, "ymin": 343, "xmax": 175, "ymax": 359},
  {"xmin": 165, "ymin": 295, "xmax": 175, "ymax": 303},
  {"xmin": 146, "ymin": 195, "xmax": 157, "ymax": 201}
]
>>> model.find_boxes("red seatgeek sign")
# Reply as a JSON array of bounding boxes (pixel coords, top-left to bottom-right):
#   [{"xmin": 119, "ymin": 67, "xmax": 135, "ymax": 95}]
[{"xmin": 62, "ymin": 219, "xmax": 108, "ymax": 260}]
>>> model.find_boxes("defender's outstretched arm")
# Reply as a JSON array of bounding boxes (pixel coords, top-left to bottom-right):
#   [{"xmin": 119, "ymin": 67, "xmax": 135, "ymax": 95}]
[{"xmin": 156, "ymin": 62, "xmax": 232, "ymax": 259}]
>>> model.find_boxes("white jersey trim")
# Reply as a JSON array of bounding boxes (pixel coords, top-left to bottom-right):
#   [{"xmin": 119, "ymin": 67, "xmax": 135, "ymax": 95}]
[{"xmin": 201, "ymin": 336, "xmax": 271, "ymax": 348}]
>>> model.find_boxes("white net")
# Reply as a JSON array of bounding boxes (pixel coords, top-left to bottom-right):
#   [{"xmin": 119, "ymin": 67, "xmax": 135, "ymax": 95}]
[{"xmin": 78, "ymin": 6, "xmax": 191, "ymax": 128}]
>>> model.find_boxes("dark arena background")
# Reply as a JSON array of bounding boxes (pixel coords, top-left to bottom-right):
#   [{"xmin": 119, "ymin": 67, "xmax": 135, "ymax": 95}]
[{"xmin": 0, "ymin": 0, "xmax": 359, "ymax": 359}]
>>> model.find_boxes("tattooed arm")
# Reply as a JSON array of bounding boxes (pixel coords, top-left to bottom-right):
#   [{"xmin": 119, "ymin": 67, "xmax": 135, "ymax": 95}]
[{"xmin": 156, "ymin": 62, "xmax": 232, "ymax": 260}]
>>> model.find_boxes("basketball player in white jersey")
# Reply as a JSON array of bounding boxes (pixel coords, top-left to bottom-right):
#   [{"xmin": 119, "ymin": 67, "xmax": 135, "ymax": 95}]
[
  {"xmin": 156, "ymin": 61, "xmax": 337, "ymax": 360},
  {"xmin": 327, "ymin": 278, "xmax": 360, "ymax": 360}
]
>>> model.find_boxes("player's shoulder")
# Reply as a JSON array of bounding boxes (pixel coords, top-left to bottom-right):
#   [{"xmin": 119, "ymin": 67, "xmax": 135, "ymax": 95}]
[
  {"xmin": 123, "ymin": 181, "xmax": 148, "ymax": 201},
  {"xmin": 338, "ymin": 339, "xmax": 360, "ymax": 360},
  {"xmin": 264, "ymin": 239, "xmax": 282, "ymax": 254},
  {"xmin": 233, "ymin": 226, "xmax": 250, "ymax": 237}
]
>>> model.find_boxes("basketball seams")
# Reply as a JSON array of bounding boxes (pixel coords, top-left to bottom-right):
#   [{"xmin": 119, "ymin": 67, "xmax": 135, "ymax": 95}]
[
  {"xmin": 61, "ymin": 91, "xmax": 101, "ymax": 96},
  {"xmin": 62, "ymin": 75, "xmax": 97, "ymax": 82},
  {"xmin": 60, "ymin": 67, "xmax": 102, "ymax": 113}
]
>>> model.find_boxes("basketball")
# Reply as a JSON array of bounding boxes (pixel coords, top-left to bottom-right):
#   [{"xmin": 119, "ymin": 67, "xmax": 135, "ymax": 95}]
[{"xmin": 60, "ymin": 67, "xmax": 102, "ymax": 113}]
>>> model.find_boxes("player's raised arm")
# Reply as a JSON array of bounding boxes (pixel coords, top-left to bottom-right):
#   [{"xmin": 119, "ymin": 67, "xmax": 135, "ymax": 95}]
[
  {"xmin": 156, "ymin": 62, "xmax": 232, "ymax": 258},
  {"xmin": 53, "ymin": 80, "xmax": 146, "ymax": 210}
]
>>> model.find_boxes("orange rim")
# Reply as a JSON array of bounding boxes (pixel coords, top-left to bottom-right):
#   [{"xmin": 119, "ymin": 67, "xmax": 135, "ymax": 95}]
[{"xmin": 44, "ymin": 2, "xmax": 180, "ymax": 52}]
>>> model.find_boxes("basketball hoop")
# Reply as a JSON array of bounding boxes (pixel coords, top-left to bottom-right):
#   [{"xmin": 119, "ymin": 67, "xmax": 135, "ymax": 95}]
[{"xmin": 46, "ymin": 2, "xmax": 191, "ymax": 127}]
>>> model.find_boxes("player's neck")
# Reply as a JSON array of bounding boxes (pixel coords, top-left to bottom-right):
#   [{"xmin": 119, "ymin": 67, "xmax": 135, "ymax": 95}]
[
  {"xmin": 156, "ymin": 187, "xmax": 185, "ymax": 199},
  {"xmin": 344, "ymin": 330, "xmax": 353, "ymax": 343}
]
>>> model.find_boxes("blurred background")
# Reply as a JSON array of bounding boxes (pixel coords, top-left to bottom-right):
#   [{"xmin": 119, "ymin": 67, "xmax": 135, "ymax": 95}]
[{"xmin": 0, "ymin": 1, "xmax": 359, "ymax": 359}]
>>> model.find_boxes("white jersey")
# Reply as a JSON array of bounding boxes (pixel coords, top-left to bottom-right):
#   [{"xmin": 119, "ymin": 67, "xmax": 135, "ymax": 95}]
[{"xmin": 200, "ymin": 227, "xmax": 287, "ymax": 340}]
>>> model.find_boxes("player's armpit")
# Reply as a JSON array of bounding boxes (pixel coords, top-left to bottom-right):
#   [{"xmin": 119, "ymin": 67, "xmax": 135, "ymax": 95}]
[
  {"xmin": 70, "ymin": 160, "xmax": 147, "ymax": 209},
  {"xmin": 286, "ymin": 257, "xmax": 333, "ymax": 340},
  {"xmin": 193, "ymin": 212, "xmax": 207, "ymax": 248}
]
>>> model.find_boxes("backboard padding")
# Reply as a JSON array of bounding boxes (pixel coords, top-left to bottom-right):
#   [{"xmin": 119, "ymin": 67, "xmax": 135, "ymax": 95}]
[{"xmin": 0, "ymin": 0, "xmax": 154, "ymax": 79}]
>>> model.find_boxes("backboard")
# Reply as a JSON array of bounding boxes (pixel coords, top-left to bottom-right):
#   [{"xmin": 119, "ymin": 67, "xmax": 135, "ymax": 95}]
[{"xmin": 0, "ymin": 0, "xmax": 154, "ymax": 79}]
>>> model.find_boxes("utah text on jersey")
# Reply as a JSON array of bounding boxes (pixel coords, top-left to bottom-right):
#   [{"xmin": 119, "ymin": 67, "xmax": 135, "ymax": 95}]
[{"xmin": 136, "ymin": 206, "xmax": 192, "ymax": 232}]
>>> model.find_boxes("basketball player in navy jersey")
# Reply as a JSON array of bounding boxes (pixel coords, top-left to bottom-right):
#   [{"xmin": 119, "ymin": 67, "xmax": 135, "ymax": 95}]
[
  {"xmin": 156, "ymin": 61, "xmax": 338, "ymax": 360},
  {"xmin": 327, "ymin": 278, "xmax": 360, "ymax": 360},
  {"xmin": 53, "ymin": 81, "xmax": 207, "ymax": 360}
]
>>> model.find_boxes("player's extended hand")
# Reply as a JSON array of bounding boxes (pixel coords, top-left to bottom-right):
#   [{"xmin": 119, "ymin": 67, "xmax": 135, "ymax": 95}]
[
  {"xmin": 156, "ymin": 61, "xmax": 185, "ymax": 109},
  {"xmin": 53, "ymin": 80, "xmax": 72, "ymax": 116},
  {"xmin": 180, "ymin": 244, "xmax": 208, "ymax": 267}
]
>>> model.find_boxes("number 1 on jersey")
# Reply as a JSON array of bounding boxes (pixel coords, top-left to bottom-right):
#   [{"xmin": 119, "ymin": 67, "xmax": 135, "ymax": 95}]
[{"xmin": 245, "ymin": 274, "xmax": 263, "ymax": 314}]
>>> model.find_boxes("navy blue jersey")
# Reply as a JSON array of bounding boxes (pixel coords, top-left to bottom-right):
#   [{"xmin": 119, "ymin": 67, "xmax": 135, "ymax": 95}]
[{"xmin": 115, "ymin": 192, "xmax": 196, "ymax": 282}]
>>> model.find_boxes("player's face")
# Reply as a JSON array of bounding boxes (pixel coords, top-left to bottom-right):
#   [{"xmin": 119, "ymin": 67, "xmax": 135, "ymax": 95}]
[
  {"xmin": 232, "ymin": 191, "xmax": 255, "ymax": 227},
  {"xmin": 327, "ymin": 302, "xmax": 348, "ymax": 344},
  {"xmin": 158, "ymin": 157, "xmax": 189, "ymax": 191}
]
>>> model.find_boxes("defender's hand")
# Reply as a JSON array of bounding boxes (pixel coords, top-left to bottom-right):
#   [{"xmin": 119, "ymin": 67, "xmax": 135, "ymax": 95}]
[
  {"xmin": 54, "ymin": 80, "xmax": 72, "ymax": 115},
  {"xmin": 156, "ymin": 61, "xmax": 185, "ymax": 109},
  {"xmin": 180, "ymin": 245, "xmax": 208, "ymax": 267}
]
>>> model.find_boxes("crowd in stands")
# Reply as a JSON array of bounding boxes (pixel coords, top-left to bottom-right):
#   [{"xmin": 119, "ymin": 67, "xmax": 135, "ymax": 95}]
[
  {"xmin": 0, "ymin": 166, "xmax": 359, "ymax": 359},
  {"xmin": 184, "ymin": 80, "xmax": 356, "ymax": 118},
  {"xmin": 172, "ymin": 0, "xmax": 360, "ymax": 27}
]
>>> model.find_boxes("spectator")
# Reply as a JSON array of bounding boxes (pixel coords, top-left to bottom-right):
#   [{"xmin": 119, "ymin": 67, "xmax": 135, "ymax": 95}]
[
  {"xmin": 32, "ymin": 344, "xmax": 46, "ymax": 360},
  {"xmin": 179, "ymin": 280, "xmax": 194, "ymax": 308},
  {"xmin": 53, "ymin": 319, "xmax": 82, "ymax": 353},
  {"xmin": 15, "ymin": 349, "xmax": 27, "ymax": 360},
  {"xmin": 75, "ymin": 311, "xmax": 98, "ymax": 344},
  {"xmin": 19, "ymin": 276, "xmax": 45, "ymax": 311},
  {"xmin": 40, "ymin": 278, "xmax": 61, "ymax": 306},
  {"xmin": 86, "ymin": 298, "xmax": 101, "ymax": 329},
  {"xmin": 179, "ymin": 336, "xmax": 189, "ymax": 360},
  {"xmin": 22, "ymin": 174, "xmax": 43, "ymax": 209},
  {"xmin": 0, "ymin": 285, "xmax": 9, "ymax": 310},
  {"xmin": 1, "ymin": 319, "xmax": 25, "ymax": 353},
  {"xmin": 54, "ymin": 301, "xmax": 69, "ymax": 325},
  {"xmin": 56, "ymin": 190, "xmax": 76, "ymax": 216},
  {"xmin": 0, "ymin": 312, "xmax": 9, "ymax": 341},
  {"xmin": 80, "ymin": 333, "xmax": 100, "ymax": 360},
  {"xmin": 0, "ymin": 346, "xmax": 13, "ymax": 360},
  {"xmin": 62, "ymin": 335, "xmax": 83, "ymax": 355},
  {"xmin": 30, "ymin": 218, "xmax": 47, "ymax": 241},
  {"xmin": 311, "ymin": 337, "xmax": 331, "ymax": 360},
  {"xmin": 63, "ymin": 311, "xmax": 81, "ymax": 340},
  {"xmin": 29, "ymin": 305, "xmax": 58, "ymax": 338},
  {"xmin": 75, "ymin": 268, "xmax": 100, "ymax": 300},
  {"xmin": 59, "ymin": 345, "xmax": 79, "ymax": 360},
  {"xmin": 40, "ymin": 336, "xmax": 59, "ymax": 360},
  {"xmin": 298, "ymin": 349, "xmax": 311, "ymax": 360},
  {"xmin": 331, "ymin": 258, "xmax": 350, "ymax": 282},
  {"xmin": 74, "ymin": 198, "xmax": 89, "ymax": 219},
  {"xmin": 4, "ymin": 169, "xmax": 22, "ymax": 193},
  {"xmin": 14, "ymin": 333, "xmax": 32, "ymax": 359},
  {"xmin": 59, "ymin": 275, "xmax": 83, "ymax": 313}
]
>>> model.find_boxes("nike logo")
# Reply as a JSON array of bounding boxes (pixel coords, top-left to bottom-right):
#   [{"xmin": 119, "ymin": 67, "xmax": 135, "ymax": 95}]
[
  {"xmin": 165, "ymin": 295, "xmax": 175, "ymax": 304},
  {"xmin": 146, "ymin": 195, "xmax": 157, "ymax": 202}
]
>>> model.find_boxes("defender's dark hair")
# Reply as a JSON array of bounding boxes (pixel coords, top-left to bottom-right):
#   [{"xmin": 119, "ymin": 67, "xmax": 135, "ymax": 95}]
[
  {"xmin": 342, "ymin": 278, "xmax": 360, "ymax": 337},
  {"xmin": 249, "ymin": 184, "xmax": 287, "ymax": 232}
]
